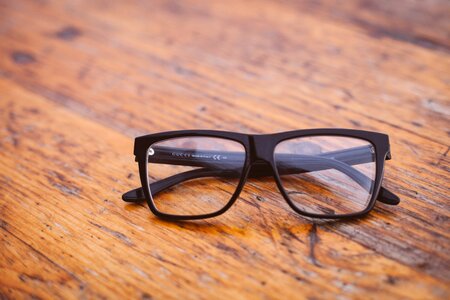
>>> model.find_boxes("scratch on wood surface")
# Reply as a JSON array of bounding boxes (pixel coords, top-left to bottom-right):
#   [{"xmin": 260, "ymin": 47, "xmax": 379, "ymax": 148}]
[
  {"xmin": 10, "ymin": 51, "xmax": 36, "ymax": 65},
  {"xmin": 130, "ymin": 265, "xmax": 150, "ymax": 279},
  {"xmin": 0, "ymin": 219, "xmax": 8, "ymax": 229},
  {"xmin": 216, "ymin": 242, "xmax": 240, "ymax": 259},
  {"xmin": 434, "ymin": 146, "xmax": 449, "ymax": 167},
  {"xmin": 308, "ymin": 224, "xmax": 321, "ymax": 267},
  {"xmin": 89, "ymin": 222, "xmax": 134, "ymax": 246},
  {"xmin": 45, "ymin": 170, "xmax": 81, "ymax": 197},
  {"xmin": 5, "ymin": 110, "xmax": 19, "ymax": 147},
  {"xmin": 422, "ymin": 98, "xmax": 450, "ymax": 116},
  {"xmin": 254, "ymin": 197, "xmax": 280, "ymax": 249},
  {"xmin": 55, "ymin": 26, "xmax": 82, "ymax": 41},
  {"xmin": 18, "ymin": 273, "xmax": 46, "ymax": 283}
]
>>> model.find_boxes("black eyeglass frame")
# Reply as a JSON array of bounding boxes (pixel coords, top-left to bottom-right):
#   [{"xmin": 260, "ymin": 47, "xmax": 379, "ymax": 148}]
[{"xmin": 126, "ymin": 129, "xmax": 399, "ymax": 221}]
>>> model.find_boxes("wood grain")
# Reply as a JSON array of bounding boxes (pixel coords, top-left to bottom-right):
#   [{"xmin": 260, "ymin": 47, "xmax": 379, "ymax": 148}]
[{"xmin": 0, "ymin": 0, "xmax": 449, "ymax": 299}]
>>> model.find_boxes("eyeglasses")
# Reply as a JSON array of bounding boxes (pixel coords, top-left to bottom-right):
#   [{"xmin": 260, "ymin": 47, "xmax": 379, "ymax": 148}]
[{"xmin": 122, "ymin": 129, "xmax": 400, "ymax": 220}]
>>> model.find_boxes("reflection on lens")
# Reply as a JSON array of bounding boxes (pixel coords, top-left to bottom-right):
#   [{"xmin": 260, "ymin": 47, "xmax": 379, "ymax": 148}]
[
  {"xmin": 274, "ymin": 136, "xmax": 376, "ymax": 216},
  {"xmin": 147, "ymin": 137, "xmax": 245, "ymax": 216}
]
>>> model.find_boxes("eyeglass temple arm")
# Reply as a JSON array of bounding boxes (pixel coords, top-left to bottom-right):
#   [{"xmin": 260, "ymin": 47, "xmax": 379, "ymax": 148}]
[
  {"xmin": 122, "ymin": 146, "xmax": 399, "ymax": 205},
  {"xmin": 122, "ymin": 168, "xmax": 240, "ymax": 203},
  {"xmin": 122, "ymin": 166, "xmax": 399, "ymax": 206}
]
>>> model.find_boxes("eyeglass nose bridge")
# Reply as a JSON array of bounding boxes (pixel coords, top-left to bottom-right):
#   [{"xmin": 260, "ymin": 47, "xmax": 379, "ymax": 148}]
[
  {"xmin": 249, "ymin": 134, "xmax": 276, "ymax": 164},
  {"xmin": 245, "ymin": 135, "xmax": 280, "ymax": 190}
]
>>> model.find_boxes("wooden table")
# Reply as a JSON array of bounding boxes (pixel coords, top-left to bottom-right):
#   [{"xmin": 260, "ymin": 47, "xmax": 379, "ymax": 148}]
[{"xmin": 1, "ymin": 1, "xmax": 449, "ymax": 299}]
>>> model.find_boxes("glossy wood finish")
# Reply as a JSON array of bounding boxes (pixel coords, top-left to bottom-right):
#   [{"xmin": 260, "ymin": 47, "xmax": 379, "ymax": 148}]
[{"xmin": 0, "ymin": 0, "xmax": 449, "ymax": 299}]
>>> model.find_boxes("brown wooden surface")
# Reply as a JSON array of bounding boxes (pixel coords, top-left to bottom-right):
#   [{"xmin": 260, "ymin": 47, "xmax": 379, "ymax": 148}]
[{"xmin": 0, "ymin": 0, "xmax": 449, "ymax": 299}]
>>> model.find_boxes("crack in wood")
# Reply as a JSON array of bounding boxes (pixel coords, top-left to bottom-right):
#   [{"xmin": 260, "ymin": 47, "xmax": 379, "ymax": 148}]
[{"xmin": 308, "ymin": 223, "xmax": 321, "ymax": 267}]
